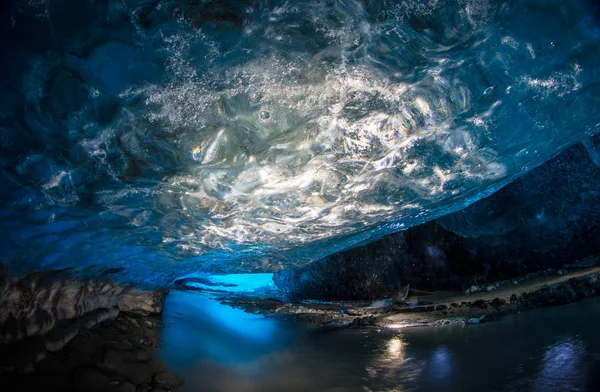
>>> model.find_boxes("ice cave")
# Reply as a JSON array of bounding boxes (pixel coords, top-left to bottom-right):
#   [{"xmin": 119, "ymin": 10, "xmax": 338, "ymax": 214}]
[{"xmin": 1, "ymin": 0, "xmax": 600, "ymax": 391}]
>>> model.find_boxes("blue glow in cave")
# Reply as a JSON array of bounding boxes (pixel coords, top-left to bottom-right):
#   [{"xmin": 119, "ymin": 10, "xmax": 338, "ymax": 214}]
[
  {"xmin": 180, "ymin": 273, "xmax": 275, "ymax": 293},
  {"xmin": 159, "ymin": 290, "xmax": 284, "ymax": 366},
  {"xmin": 1, "ymin": 1, "xmax": 600, "ymax": 391}
]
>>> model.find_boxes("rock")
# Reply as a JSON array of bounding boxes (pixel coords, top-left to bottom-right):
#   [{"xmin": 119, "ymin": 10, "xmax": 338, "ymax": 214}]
[
  {"xmin": 119, "ymin": 350, "xmax": 139, "ymax": 363},
  {"xmin": 37, "ymin": 353, "xmax": 71, "ymax": 388},
  {"xmin": 272, "ymin": 221, "xmax": 494, "ymax": 301},
  {"xmin": 489, "ymin": 298, "xmax": 506, "ymax": 307},
  {"xmin": 518, "ymin": 274, "xmax": 600, "ymax": 310},
  {"xmin": 365, "ymin": 298, "xmax": 392, "ymax": 309},
  {"xmin": 145, "ymin": 319, "xmax": 163, "ymax": 329},
  {"xmin": 37, "ymin": 352, "xmax": 69, "ymax": 372},
  {"xmin": 468, "ymin": 315, "xmax": 486, "ymax": 324},
  {"xmin": 134, "ymin": 347, "xmax": 153, "ymax": 361},
  {"xmin": 350, "ymin": 316, "xmax": 377, "ymax": 326},
  {"xmin": 137, "ymin": 383, "xmax": 153, "ymax": 392},
  {"xmin": 152, "ymin": 370, "xmax": 183, "ymax": 389},
  {"xmin": 122, "ymin": 362, "xmax": 152, "ymax": 385},
  {"xmin": 145, "ymin": 359, "xmax": 166, "ymax": 374},
  {"xmin": 102, "ymin": 350, "xmax": 123, "ymax": 370},
  {"xmin": 105, "ymin": 340, "xmax": 134, "ymax": 352},
  {"xmin": 487, "ymin": 285, "xmax": 494, "ymax": 292},
  {"xmin": 0, "ymin": 307, "xmax": 169, "ymax": 390},
  {"xmin": 72, "ymin": 367, "xmax": 112, "ymax": 391},
  {"xmin": 115, "ymin": 381, "xmax": 136, "ymax": 392},
  {"xmin": 471, "ymin": 299, "xmax": 488, "ymax": 309}
]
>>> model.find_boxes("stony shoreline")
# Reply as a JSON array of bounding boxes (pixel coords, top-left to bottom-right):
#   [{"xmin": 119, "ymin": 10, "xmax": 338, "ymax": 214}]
[
  {"xmin": 0, "ymin": 311, "xmax": 183, "ymax": 391},
  {"xmin": 218, "ymin": 265, "xmax": 600, "ymax": 330},
  {"xmin": 2, "ymin": 264, "xmax": 599, "ymax": 391}
]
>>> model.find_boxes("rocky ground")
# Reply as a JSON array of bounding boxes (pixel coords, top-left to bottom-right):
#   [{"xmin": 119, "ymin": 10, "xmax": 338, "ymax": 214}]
[
  {"xmin": 218, "ymin": 263, "xmax": 600, "ymax": 330},
  {"xmin": 0, "ymin": 312, "xmax": 183, "ymax": 392},
  {"xmin": 1, "ymin": 260, "xmax": 599, "ymax": 391}
]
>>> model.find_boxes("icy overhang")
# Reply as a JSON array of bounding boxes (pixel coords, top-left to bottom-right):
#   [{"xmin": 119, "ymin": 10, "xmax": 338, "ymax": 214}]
[{"xmin": 0, "ymin": 0, "xmax": 599, "ymax": 284}]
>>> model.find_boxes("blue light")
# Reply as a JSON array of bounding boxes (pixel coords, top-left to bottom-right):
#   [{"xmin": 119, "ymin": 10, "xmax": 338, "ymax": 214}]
[
  {"xmin": 533, "ymin": 338, "xmax": 585, "ymax": 391},
  {"xmin": 428, "ymin": 346, "xmax": 453, "ymax": 381},
  {"xmin": 159, "ymin": 290, "xmax": 286, "ymax": 367},
  {"xmin": 204, "ymin": 273, "xmax": 275, "ymax": 292},
  {"xmin": 180, "ymin": 273, "xmax": 276, "ymax": 293}
]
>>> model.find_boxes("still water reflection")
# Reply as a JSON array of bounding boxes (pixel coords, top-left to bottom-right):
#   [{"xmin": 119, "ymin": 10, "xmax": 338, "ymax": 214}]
[{"xmin": 160, "ymin": 291, "xmax": 600, "ymax": 392}]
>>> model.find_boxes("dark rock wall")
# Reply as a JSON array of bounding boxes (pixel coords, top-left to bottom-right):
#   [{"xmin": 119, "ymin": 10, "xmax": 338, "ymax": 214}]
[
  {"xmin": 273, "ymin": 222, "xmax": 482, "ymax": 301},
  {"xmin": 0, "ymin": 312, "xmax": 183, "ymax": 391},
  {"xmin": 0, "ymin": 270, "xmax": 165, "ymax": 373}
]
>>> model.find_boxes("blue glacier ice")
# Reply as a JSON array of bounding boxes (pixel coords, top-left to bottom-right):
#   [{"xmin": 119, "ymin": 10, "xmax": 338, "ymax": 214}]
[{"xmin": 0, "ymin": 0, "xmax": 600, "ymax": 285}]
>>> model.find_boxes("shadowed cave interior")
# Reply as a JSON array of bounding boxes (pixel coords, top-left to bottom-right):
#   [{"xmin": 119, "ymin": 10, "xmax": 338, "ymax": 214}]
[{"xmin": 1, "ymin": 0, "xmax": 600, "ymax": 391}]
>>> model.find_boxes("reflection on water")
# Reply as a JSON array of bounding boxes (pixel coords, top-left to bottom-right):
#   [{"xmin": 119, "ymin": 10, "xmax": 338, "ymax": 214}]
[
  {"xmin": 160, "ymin": 292, "xmax": 600, "ymax": 392},
  {"xmin": 429, "ymin": 346, "xmax": 452, "ymax": 382},
  {"xmin": 533, "ymin": 338, "xmax": 586, "ymax": 392},
  {"xmin": 159, "ymin": 291, "xmax": 282, "ymax": 366}
]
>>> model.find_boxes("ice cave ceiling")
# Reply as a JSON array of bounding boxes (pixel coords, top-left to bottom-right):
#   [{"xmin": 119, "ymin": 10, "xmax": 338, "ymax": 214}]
[{"xmin": 0, "ymin": 0, "xmax": 599, "ymax": 286}]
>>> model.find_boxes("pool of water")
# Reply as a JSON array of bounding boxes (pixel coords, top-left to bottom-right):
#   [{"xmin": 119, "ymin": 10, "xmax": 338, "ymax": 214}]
[{"xmin": 159, "ymin": 291, "xmax": 600, "ymax": 392}]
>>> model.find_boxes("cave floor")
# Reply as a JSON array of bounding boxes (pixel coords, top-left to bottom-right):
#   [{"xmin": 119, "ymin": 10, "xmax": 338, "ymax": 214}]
[
  {"xmin": 1, "ymin": 265, "xmax": 599, "ymax": 392},
  {"xmin": 158, "ymin": 292, "xmax": 600, "ymax": 392},
  {"xmin": 0, "ymin": 312, "xmax": 183, "ymax": 392},
  {"xmin": 216, "ymin": 264, "xmax": 600, "ymax": 329}
]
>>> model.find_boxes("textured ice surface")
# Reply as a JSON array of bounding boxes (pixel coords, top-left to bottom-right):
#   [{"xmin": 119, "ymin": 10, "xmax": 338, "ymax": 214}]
[
  {"xmin": 0, "ymin": 0, "xmax": 599, "ymax": 284},
  {"xmin": 273, "ymin": 137, "xmax": 600, "ymax": 301}
]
